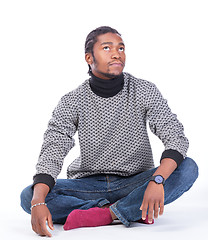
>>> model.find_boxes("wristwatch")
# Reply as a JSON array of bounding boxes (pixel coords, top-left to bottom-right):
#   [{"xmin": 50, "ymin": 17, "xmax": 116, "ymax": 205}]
[{"xmin": 150, "ymin": 175, "xmax": 165, "ymax": 185}]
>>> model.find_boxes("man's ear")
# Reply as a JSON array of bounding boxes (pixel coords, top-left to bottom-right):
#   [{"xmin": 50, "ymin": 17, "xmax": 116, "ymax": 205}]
[{"xmin": 85, "ymin": 53, "xmax": 93, "ymax": 65}]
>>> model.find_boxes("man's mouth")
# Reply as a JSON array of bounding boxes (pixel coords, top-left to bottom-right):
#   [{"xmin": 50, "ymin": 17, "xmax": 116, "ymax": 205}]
[{"xmin": 109, "ymin": 61, "xmax": 124, "ymax": 67}]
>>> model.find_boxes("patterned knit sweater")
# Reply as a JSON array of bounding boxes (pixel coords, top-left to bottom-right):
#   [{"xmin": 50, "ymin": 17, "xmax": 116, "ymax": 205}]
[{"xmin": 33, "ymin": 72, "xmax": 189, "ymax": 190}]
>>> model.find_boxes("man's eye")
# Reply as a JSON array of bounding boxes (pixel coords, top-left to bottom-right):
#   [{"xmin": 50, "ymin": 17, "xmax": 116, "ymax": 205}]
[
  {"xmin": 103, "ymin": 46, "xmax": 110, "ymax": 51},
  {"xmin": 119, "ymin": 47, "xmax": 124, "ymax": 52}
]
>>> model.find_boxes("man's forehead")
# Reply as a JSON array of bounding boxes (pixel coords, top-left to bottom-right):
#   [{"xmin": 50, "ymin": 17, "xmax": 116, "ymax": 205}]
[{"xmin": 96, "ymin": 33, "xmax": 124, "ymax": 45}]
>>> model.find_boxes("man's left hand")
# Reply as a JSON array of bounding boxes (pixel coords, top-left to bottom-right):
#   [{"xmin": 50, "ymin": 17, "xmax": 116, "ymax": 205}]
[{"xmin": 140, "ymin": 181, "xmax": 164, "ymax": 223}]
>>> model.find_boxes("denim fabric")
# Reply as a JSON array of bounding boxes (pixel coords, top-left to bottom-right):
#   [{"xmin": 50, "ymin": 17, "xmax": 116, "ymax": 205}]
[{"xmin": 20, "ymin": 157, "xmax": 198, "ymax": 226}]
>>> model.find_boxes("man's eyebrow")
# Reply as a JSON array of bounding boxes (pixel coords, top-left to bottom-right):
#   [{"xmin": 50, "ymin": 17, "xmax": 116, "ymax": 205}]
[
  {"xmin": 101, "ymin": 42, "xmax": 113, "ymax": 45},
  {"xmin": 118, "ymin": 42, "xmax": 125, "ymax": 46},
  {"xmin": 101, "ymin": 42, "xmax": 125, "ymax": 46}
]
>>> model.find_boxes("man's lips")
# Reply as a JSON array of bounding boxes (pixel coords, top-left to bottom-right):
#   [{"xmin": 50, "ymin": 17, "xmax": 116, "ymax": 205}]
[{"xmin": 108, "ymin": 61, "xmax": 124, "ymax": 67}]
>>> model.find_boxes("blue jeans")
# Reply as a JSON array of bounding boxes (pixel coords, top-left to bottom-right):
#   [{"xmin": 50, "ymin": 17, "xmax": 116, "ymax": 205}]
[{"xmin": 20, "ymin": 157, "xmax": 198, "ymax": 227}]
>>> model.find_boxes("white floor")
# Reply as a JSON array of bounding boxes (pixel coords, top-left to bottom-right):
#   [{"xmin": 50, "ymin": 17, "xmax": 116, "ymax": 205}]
[{"xmin": 1, "ymin": 183, "xmax": 207, "ymax": 240}]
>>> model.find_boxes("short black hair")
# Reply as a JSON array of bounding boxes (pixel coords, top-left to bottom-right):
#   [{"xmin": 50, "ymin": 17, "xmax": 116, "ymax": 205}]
[
  {"xmin": 85, "ymin": 26, "xmax": 121, "ymax": 74},
  {"xmin": 85, "ymin": 26, "xmax": 121, "ymax": 54}
]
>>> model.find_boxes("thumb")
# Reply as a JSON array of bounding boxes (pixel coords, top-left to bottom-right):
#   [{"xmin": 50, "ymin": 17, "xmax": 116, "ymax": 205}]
[
  {"xmin": 47, "ymin": 214, "xmax": 54, "ymax": 231},
  {"xmin": 140, "ymin": 203, "xmax": 143, "ymax": 210}
]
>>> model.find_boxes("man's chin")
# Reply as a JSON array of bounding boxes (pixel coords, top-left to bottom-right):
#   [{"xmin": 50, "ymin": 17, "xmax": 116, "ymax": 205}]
[{"xmin": 102, "ymin": 71, "xmax": 123, "ymax": 79}]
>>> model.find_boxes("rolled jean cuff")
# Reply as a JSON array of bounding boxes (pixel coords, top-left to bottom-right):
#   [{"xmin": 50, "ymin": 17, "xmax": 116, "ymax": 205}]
[
  {"xmin": 97, "ymin": 199, "xmax": 110, "ymax": 207},
  {"xmin": 110, "ymin": 204, "xmax": 130, "ymax": 227}
]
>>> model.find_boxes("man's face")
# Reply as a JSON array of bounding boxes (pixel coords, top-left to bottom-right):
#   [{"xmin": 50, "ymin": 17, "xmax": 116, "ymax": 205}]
[{"xmin": 85, "ymin": 32, "xmax": 126, "ymax": 79}]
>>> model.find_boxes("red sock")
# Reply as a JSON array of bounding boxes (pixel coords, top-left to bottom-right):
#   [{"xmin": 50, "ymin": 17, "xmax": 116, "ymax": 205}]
[
  {"xmin": 138, "ymin": 215, "xmax": 154, "ymax": 224},
  {"xmin": 63, "ymin": 207, "xmax": 113, "ymax": 230}
]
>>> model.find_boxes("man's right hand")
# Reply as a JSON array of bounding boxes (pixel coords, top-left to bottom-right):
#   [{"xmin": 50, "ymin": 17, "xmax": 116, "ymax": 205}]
[
  {"xmin": 31, "ymin": 183, "xmax": 53, "ymax": 237},
  {"xmin": 31, "ymin": 204, "xmax": 54, "ymax": 237}
]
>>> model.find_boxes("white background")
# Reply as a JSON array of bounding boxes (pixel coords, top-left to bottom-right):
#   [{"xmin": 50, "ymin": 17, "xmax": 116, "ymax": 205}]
[{"xmin": 0, "ymin": 0, "xmax": 207, "ymax": 239}]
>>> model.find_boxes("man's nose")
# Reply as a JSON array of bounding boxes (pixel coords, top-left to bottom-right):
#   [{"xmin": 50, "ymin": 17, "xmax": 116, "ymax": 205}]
[{"xmin": 111, "ymin": 49, "xmax": 120, "ymax": 59}]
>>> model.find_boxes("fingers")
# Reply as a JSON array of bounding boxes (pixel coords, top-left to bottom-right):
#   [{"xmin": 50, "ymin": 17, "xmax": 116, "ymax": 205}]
[
  {"xmin": 31, "ymin": 218, "xmax": 53, "ymax": 237},
  {"xmin": 147, "ymin": 201, "xmax": 154, "ymax": 223},
  {"xmin": 140, "ymin": 200, "xmax": 154, "ymax": 223},
  {"xmin": 40, "ymin": 222, "xmax": 52, "ymax": 237},
  {"xmin": 140, "ymin": 202, "xmax": 147, "ymax": 220},
  {"xmin": 32, "ymin": 221, "xmax": 52, "ymax": 237},
  {"xmin": 159, "ymin": 202, "xmax": 164, "ymax": 216},
  {"xmin": 31, "ymin": 205, "xmax": 54, "ymax": 237},
  {"xmin": 149, "ymin": 202, "xmax": 164, "ymax": 223},
  {"xmin": 140, "ymin": 201, "xmax": 164, "ymax": 223},
  {"xmin": 154, "ymin": 202, "xmax": 159, "ymax": 219},
  {"xmin": 32, "ymin": 222, "xmax": 43, "ymax": 236},
  {"xmin": 140, "ymin": 182, "xmax": 165, "ymax": 223},
  {"xmin": 47, "ymin": 214, "xmax": 54, "ymax": 231}
]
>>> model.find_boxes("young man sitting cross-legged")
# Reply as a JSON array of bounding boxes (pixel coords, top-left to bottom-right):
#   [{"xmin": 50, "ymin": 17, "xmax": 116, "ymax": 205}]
[{"xmin": 21, "ymin": 26, "xmax": 198, "ymax": 237}]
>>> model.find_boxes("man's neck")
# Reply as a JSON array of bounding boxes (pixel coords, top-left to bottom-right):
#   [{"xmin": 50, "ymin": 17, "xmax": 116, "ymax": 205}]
[{"xmin": 89, "ymin": 72, "xmax": 124, "ymax": 98}]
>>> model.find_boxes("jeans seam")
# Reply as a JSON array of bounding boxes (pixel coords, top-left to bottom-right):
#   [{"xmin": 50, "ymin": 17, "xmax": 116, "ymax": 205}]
[
  {"xmin": 109, "ymin": 178, "xmax": 150, "ymax": 191},
  {"xmin": 110, "ymin": 170, "xmax": 156, "ymax": 191},
  {"xmin": 110, "ymin": 203, "xmax": 130, "ymax": 227},
  {"xmin": 53, "ymin": 189, "xmax": 108, "ymax": 193},
  {"xmin": 53, "ymin": 178, "xmax": 150, "ymax": 193},
  {"xmin": 106, "ymin": 175, "xmax": 111, "ymax": 191}
]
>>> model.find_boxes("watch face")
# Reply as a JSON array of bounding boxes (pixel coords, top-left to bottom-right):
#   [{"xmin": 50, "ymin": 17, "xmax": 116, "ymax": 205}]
[{"xmin": 155, "ymin": 175, "xmax": 163, "ymax": 184}]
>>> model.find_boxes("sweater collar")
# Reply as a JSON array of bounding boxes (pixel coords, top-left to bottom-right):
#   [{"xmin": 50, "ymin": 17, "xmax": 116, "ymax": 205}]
[{"xmin": 89, "ymin": 72, "xmax": 124, "ymax": 98}]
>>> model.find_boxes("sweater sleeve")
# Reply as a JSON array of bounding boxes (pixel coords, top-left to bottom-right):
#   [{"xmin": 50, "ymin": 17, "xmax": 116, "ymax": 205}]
[
  {"xmin": 145, "ymin": 82, "xmax": 189, "ymax": 167},
  {"xmin": 33, "ymin": 93, "xmax": 78, "ymax": 189},
  {"xmin": 33, "ymin": 173, "xmax": 55, "ymax": 191}
]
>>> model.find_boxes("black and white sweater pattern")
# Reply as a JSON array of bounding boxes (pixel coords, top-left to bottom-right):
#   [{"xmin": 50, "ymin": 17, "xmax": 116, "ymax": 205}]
[{"xmin": 34, "ymin": 73, "xmax": 189, "ymax": 189}]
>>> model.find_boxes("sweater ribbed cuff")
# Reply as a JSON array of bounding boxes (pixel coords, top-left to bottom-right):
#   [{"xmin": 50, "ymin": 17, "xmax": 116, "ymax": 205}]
[
  {"xmin": 160, "ymin": 149, "xmax": 184, "ymax": 167},
  {"xmin": 33, "ymin": 173, "xmax": 55, "ymax": 192}
]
